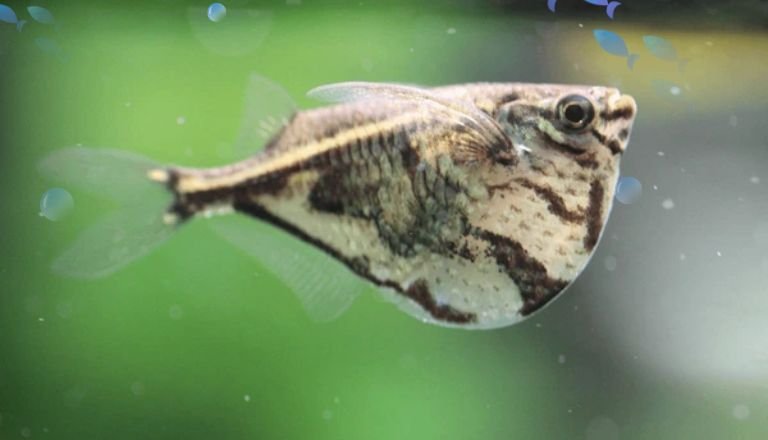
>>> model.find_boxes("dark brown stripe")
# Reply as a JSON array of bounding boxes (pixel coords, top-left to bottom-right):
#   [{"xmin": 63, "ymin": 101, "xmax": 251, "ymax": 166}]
[
  {"xmin": 308, "ymin": 168, "xmax": 346, "ymax": 214},
  {"xmin": 600, "ymin": 106, "xmax": 634, "ymax": 121},
  {"xmin": 606, "ymin": 139, "xmax": 622, "ymax": 155},
  {"xmin": 517, "ymin": 179, "xmax": 585, "ymax": 223},
  {"xmin": 574, "ymin": 152, "xmax": 599, "ymax": 169},
  {"xmin": 539, "ymin": 130, "xmax": 588, "ymax": 157},
  {"xmin": 472, "ymin": 228, "xmax": 569, "ymax": 316},
  {"xmin": 590, "ymin": 128, "xmax": 607, "ymax": 143},
  {"xmin": 495, "ymin": 92, "xmax": 519, "ymax": 107},
  {"xmin": 233, "ymin": 200, "xmax": 476, "ymax": 324},
  {"xmin": 591, "ymin": 128, "xmax": 622, "ymax": 155},
  {"xmin": 391, "ymin": 278, "xmax": 476, "ymax": 324},
  {"xmin": 583, "ymin": 179, "xmax": 605, "ymax": 251},
  {"xmin": 168, "ymin": 167, "xmax": 295, "ymax": 222},
  {"xmin": 618, "ymin": 128, "xmax": 629, "ymax": 141}
]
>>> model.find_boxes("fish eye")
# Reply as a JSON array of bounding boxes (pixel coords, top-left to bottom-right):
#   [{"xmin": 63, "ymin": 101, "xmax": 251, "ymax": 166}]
[{"xmin": 556, "ymin": 95, "xmax": 595, "ymax": 131}]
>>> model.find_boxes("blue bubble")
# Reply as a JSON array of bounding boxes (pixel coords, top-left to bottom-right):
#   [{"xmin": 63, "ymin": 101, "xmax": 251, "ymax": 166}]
[
  {"xmin": 615, "ymin": 176, "xmax": 642, "ymax": 205},
  {"xmin": 40, "ymin": 188, "xmax": 74, "ymax": 221},
  {"xmin": 207, "ymin": 3, "xmax": 226, "ymax": 22}
]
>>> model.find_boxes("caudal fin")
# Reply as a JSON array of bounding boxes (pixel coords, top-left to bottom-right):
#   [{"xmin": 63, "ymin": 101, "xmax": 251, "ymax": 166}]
[
  {"xmin": 38, "ymin": 147, "xmax": 175, "ymax": 279},
  {"xmin": 606, "ymin": 1, "xmax": 621, "ymax": 19},
  {"xmin": 627, "ymin": 53, "xmax": 639, "ymax": 69}
]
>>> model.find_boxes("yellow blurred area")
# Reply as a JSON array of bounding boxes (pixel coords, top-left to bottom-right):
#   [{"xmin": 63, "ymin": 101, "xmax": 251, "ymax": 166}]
[{"xmin": 551, "ymin": 23, "xmax": 768, "ymax": 111}]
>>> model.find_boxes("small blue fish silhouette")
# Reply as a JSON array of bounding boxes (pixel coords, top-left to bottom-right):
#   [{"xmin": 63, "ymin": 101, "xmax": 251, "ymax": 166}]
[
  {"xmin": 0, "ymin": 3, "xmax": 25, "ymax": 31},
  {"xmin": 27, "ymin": 5, "xmax": 54, "ymax": 24},
  {"xmin": 547, "ymin": 0, "xmax": 557, "ymax": 12},
  {"xmin": 35, "ymin": 37, "xmax": 67, "ymax": 62},
  {"xmin": 594, "ymin": 29, "xmax": 638, "ymax": 69},
  {"xmin": 643, "ymin": 35, "xmax": 687, "ymax": 72},
  {"xmin": 0, "ymin": 3, "xmax": 16, "ymax": 23},
  {"xmin": 584, "ymin": 0, "xmax": 622, "ymax": 19}
]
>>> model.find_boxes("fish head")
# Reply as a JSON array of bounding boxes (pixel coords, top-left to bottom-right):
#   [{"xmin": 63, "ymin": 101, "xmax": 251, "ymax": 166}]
[{"xmin": 495, "ymin": 84, "xmax": 637, "ymax": 169}]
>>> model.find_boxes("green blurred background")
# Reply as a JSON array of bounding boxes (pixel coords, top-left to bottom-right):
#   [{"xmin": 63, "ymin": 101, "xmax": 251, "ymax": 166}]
[{"xmin": 1, "ymin": 1, "xmax": 767, "ymax": 439}]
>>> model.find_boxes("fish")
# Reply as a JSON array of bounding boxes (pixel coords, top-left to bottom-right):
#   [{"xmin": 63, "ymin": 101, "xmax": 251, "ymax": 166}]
[
  {"xmin": 583, "ymin": 0, "xmax": 621, "ymax": 19},
  {"xmin": 34, "ymin": 37, "xmax": 67, "ymax": 62},
  {"xmin": 594, "ymin": 29, "xmax": 638, "ymax": 69},
  {"xmin": 0, "ymin": 3, "xmax": 16, "ymax": 23},
  {"xmin": 643, "ymin": 35, "xmax": 687, "ymax": 72},
  {"xmin": 547, "ymin": 0, "xmax": 621, "ymax": 18},
  {"xmin": 39, "ymin": 76, "xmax": 637, "ymax": 329},
  {"xmin": 27, "ymin": 6, "xmax": 54, "ymax": 24},
  {"xmin": 0, "ymin": 3, "xmax": 25, "ymax": 31},
  {"xmin": 547, "ymin": 0, "xmax": 557, "ymax": 12}
]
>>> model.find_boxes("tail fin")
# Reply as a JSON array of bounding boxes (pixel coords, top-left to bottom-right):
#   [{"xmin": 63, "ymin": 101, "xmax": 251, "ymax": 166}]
[
  {"xmin": 627, "ymin": 53, "xmax": 639, "ymax": 69},
  {"xmin": 38, "ymin": 147, "xmax": 175, "ymax": 279},
  {"xmin": 606, "ymin": 1, "xmax": 621, "ymax": 19}
]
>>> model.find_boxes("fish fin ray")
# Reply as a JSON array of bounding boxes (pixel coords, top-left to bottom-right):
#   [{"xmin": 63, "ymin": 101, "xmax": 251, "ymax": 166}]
[
  {"xmin": 307, "ymin": 81, "xmax": 514, "ymax": 163},
  {"xmin": 52, "ymin": 208, "xmax": 174, "ymax": 279},
  {"xmin": 38, "ymin": 147, "xmax": 160, "ymax": 204},
  {"xmin": 209, "ymin": 215, "xmax": 367, "ymax": 322},
  {"xmin": 233, "ymin": 74, "xmax": 297, "ymax": 159},
  {"xmin": 39, "ymin": 147, "xmax": 174, "ymax": 278}
]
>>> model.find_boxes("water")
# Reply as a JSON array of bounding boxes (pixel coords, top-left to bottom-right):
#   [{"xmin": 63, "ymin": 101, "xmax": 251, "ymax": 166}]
[{"xmin": 1, "ymin": 1, "xmax": 767, "ymax": 439}]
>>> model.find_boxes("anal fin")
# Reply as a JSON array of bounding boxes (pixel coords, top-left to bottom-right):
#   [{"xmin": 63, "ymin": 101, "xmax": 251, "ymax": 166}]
[{"xmin": 209, "ymin": 214, "xmax": 368, "ymax": 322}]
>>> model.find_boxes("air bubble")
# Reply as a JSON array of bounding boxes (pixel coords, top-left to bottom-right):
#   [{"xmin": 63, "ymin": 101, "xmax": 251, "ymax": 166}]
[
  {"xmin": 207, "ymin": 2, "xmax": 226, "ymax": 22},
  {"xmin": 169, "ymin": 305, "xmax": 184, "ymax": 320},
  {"xmin": 732, "ymin": 404, "xmax": 750, "ymax": 420},
  {"xmin": 615, "ymin": 176, "xmax": 642, "ymax": 204},
  {"xmin": 131, "ymin": 381, "xmax": 145, "ymax": 396},
  {"xmin": 586, "ymin": 416, "xmax": 619, "ymax": 440},
  {"xmin": 39, "ymin": 188, "xmax": 74, "ymax": 221},
  {"xmin": 661, "ymin": 199, "xmax": 675, "ymax": 210}
]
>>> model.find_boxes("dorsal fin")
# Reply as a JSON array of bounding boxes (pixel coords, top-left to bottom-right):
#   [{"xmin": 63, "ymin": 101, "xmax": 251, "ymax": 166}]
[
  {"xmin": 231, "ymin": 74, "xmax": 297, "ymax": 159},
  {"xmin": 307, "ymin": 81, "xmax": 512, "ymax": 154}
]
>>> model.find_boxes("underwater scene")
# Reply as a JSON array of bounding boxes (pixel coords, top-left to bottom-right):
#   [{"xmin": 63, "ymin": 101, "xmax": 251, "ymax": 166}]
[{"xmin": 1, "ymin": 0, "xmax": 767, "ymax": 438}]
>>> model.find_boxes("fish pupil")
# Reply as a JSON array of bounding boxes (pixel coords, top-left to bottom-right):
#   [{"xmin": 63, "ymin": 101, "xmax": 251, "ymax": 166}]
[
  {"xmin": 556, "ymin": 94, "xmax": 594, "ymax": 131},
  {"xmin": 564, "ymin": 103, "xmax": 585, "ymax": 124}
]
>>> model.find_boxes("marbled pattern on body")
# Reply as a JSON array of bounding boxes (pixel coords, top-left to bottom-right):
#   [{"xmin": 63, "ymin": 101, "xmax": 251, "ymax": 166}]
[{"xmin": 158, "ymin": 82, "xmax": 637, "ymax": 329}]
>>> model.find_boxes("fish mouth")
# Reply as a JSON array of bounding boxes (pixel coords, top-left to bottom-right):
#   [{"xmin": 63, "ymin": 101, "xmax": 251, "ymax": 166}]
[
  {"xmin": 595, "ymin": 92, "xmax": 637, "ymax": 155},
  {"xmin": 617, "ymin": 94, "xmax": 637, "ymax": 118},
  {"xmin": 604, "ymin": 93, "xmax": 637, "ymax": 122}
]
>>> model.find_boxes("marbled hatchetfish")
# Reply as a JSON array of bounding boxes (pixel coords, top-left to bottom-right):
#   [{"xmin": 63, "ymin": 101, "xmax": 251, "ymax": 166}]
[{"xmin": 39, "ymin": 77, "xmax": 637, "ymax": 329}]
